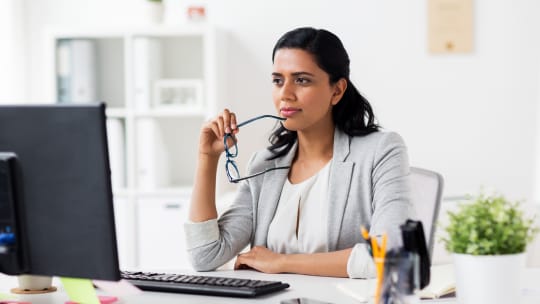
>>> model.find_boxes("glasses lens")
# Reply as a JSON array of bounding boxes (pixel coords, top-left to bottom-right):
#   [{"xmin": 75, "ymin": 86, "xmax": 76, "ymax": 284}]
[
  {"xmin": 226, "ymin": 160, "xmax": 241, "ymax": 180},
  {"xmin": 224, "ymin": 134, "xmax": 238, "ymax": 157}
]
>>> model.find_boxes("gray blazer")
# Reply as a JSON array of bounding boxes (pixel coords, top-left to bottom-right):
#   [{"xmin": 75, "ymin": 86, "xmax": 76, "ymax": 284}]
[{"xmin": 185, "ymin": 128, "xmax": 412, "ymax": 273}]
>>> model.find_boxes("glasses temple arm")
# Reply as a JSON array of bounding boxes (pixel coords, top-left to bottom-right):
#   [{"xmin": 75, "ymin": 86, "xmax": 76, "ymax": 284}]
[{"xmin": 235, "ymin": 114, "xmax": 286, "ymax": 129}]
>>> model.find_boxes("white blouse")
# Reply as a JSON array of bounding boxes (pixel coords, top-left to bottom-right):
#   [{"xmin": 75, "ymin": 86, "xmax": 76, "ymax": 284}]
[{"xmin": 267, "ymin": 160, "xmax": 332, "ymax": 254}]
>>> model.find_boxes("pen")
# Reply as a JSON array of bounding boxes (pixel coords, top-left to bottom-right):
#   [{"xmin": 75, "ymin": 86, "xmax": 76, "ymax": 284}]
[
  {"xmin": 360, "ymin": 226, "xmax": 373, "ymax": 256},
  {"xmin": 360, "ymin": 226, "xmax": 388, "ymax": 303},
  {"xmin": 372, "ymin": 233, "xmax": 387, "ymax": 304}
]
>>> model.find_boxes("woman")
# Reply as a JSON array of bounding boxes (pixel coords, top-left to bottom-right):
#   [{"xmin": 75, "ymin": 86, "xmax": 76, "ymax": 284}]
[{"xmin": 185, "ymin": 27, "xmax": 412, "ymax": 278}]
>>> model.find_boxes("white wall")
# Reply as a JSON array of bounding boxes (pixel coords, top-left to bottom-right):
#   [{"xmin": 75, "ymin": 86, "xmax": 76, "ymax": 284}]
[
  {"xmin": 22, "ymin": 0, "xmax": 540, "ymax": 202},
  {"xmin": 537, "ymin": 64, "xmax": 540, "ymax": 204},
  {"xmin": 0, "ymin": 0, "xmax": 26, "ymax": 103}
]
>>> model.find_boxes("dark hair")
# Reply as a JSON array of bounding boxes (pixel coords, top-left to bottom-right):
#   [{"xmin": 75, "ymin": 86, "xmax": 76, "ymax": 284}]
[{"xmin": 267, "ymin": 27, "xmax": 379, "ymax": 159}]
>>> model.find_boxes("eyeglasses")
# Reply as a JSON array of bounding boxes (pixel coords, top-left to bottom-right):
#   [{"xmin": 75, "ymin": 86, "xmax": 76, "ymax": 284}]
[{"xmin": 224, "ymin": 114, "xmax": 290, "ymax": 183}]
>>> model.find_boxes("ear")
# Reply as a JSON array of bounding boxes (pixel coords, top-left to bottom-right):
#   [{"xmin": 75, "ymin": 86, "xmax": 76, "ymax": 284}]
[{"xmin": 331, "ymin": 78, "xmax": 347, "ymax": 105}]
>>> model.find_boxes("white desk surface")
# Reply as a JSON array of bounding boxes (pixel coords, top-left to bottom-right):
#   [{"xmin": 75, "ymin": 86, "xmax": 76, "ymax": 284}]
[{"xmin": 2, "ymin": 268, "xmax": 540, "ymax": 304}]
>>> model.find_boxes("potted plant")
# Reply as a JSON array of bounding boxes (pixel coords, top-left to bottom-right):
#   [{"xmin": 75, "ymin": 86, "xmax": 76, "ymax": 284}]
[{"xmin": 441, "ymin": 193, "xmax": 538, "ymax": 304}]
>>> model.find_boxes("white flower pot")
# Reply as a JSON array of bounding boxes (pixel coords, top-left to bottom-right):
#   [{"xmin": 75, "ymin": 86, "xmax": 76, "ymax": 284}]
[
  {"xmin": 454, "ymin": 253, "xmax": 525, "ymax": 304},
  {"xmin": 17, "ymin": 274, "xmax": 53, "ymax": 290},
  {"xmin": 163, "ymin": 0, "xmax": 188, "ymax": 25},
  {"xmin": 144, "ymin": 1, "xmax": 164, "ymax": 24}
]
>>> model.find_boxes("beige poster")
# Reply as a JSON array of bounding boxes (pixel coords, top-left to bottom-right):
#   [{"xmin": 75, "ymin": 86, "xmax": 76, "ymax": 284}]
[{"xmin": 428, "ymin": 0, "xmax": 474, "ymax": 53}]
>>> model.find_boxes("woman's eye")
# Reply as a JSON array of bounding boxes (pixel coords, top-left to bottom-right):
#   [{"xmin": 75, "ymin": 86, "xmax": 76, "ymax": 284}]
[
  {"xmin": 272, "ymin": 78, "xmax": 283, "ymax": 85},
  {"xmin": 296, "ymin": 77, "xmax": 310, "ymax": 84}
]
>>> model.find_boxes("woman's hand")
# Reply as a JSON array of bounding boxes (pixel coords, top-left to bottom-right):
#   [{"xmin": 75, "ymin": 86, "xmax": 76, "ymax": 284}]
[
  {"xmin": 198, "ymin": 109, "xmax": 238, "ymax": 157},
  {"xmin": 234, "ymin": 246, "xmax": 285, "ymax": 274}
]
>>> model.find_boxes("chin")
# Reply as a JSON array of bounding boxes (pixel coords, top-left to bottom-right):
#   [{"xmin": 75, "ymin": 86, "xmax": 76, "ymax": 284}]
[{"xmin": 282, "ymin": 122, "xmax": 298, "ymax": 132}]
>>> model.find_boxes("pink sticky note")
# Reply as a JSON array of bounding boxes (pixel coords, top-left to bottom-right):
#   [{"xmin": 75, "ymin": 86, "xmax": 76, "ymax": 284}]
[
  {"xmin": 92, "ymin": 279, "xmax": 142, "ymax": 297},
  {"xmin": 65, "ymin": 295, "xmax": 118, "ymax": 304}
]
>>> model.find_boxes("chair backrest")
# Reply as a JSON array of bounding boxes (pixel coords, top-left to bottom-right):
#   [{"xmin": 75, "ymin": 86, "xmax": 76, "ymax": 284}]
[{"xmin": 410, "ymin": 167, "xmax": 444, "ymax": 260}]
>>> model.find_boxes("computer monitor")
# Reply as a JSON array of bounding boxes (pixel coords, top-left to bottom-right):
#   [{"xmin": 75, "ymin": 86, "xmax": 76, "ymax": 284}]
[{"xmin": 0, "ymin": 103, "xmax": 120, "ymax": 281}]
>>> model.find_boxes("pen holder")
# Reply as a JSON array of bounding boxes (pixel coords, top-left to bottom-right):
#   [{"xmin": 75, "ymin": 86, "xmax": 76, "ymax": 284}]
[
  {"xmin": 374, "ymin": 256, "xmax": 385, "ymax": 302},
  {"xmin": 377, "ymin": 250, "xmax": 420, "ymax": 304},
  {"xmin": 11, "ymin": 275, "xmax": 57, "ymax": 294}
]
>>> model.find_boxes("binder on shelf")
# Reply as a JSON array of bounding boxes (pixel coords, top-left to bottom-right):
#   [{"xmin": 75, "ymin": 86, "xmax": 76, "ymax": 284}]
[
  {"xmin": 133, "ymin": 37, "xmax": 162, "ymax": 110},
  {"xmin": 135, "ymin": 119, "xmax": 170, "ymax": 189},
  {"xmin": 56, "ymin": 40, "xmax": 71, "ymax": 103},
  {"xmin": 106, "ymin": 118, "xmax": 126, "ymax": 189},
  {"xmin": 56, "ymin": 39, "xmax": 98, "ymax": 103}
]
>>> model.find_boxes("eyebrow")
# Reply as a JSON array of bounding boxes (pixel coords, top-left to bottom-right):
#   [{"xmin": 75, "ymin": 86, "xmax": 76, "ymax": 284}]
[{"xmin": 271, "ymin": 71, "xmax": 316, "ymax": 77}]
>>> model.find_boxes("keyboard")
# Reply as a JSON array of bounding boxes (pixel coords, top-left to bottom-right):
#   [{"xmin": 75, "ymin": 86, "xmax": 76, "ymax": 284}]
[{"xmin": 120, "ymin": 270, "xmax": 290, "ymax": 298}]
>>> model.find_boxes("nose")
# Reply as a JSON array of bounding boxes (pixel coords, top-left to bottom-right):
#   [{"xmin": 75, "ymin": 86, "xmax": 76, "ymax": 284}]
[{"xmin": 280, "ymin": 80, "xmax": 296, "ymax": 102}]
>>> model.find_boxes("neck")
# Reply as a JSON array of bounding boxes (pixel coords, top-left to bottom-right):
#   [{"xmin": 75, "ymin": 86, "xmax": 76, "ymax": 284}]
[{"xmin": 296, "ymin": 124, "xmax": 335, "ymax": 162}]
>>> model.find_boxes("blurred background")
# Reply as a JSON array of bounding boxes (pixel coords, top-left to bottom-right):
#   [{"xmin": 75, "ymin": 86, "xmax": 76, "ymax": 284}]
[{"xmin": 1, "ymin": 0, "xmax": 539, "ymax": 269}]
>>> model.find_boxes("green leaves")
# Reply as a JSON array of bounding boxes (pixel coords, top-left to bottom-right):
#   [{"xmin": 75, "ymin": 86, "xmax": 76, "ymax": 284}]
[{"xmin": 441, "ymin": 194, "xmax": 539, "ymax": 255}]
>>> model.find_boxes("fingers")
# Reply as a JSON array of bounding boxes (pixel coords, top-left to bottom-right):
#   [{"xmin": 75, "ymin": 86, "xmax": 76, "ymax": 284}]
[
  {"xmin": 208, "ymin": 120, "xmax": 221, "ymax": 140},
  {"xmin": 234, "ymin": 252, "xmax": 251, "ymax": 270},
  {"xmin": 222, "ymin": 109, "xmax": 239, "ymax": 134},
  {"xmin": 223, "ymin": 109, "xmax": 231, "ymax": 134},
  {"xmin": 202, "ymin": 109, "xmax": 237, "ymax": 138},
  {"xmin": 216, "ymin": 115, "xmax": 225, "ymax": 136},
  {"xmin": 234, "ymin": 259, "xmax": 251, "ymax": 270},
  {"xmin": 213, "ymin": 109, "xmax": 238, "ymax": 137},
  {"xmin": 234, "ymin": 252, "xmax": 257, "ymax": 270},
  {"xmin": 233, "ymin": 246, "xmax": 276, "ymax": 273},
  {"xmin": 230, "ymin": 112, "xmax": 238, "ymax": 134}
]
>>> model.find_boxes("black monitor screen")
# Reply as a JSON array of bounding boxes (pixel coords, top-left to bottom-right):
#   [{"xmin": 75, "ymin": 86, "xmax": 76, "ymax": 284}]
[{"xmin": 0, "ymin": 103, "xmax": 120, "ymax": 281}]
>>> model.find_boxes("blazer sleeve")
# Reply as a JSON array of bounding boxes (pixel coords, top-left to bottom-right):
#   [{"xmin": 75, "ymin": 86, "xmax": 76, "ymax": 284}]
[
  {"xmin": 347, "ymin": 131, "xmax": 412, "ymax": 278},
  {"xmin": 184, "ymin": 155, "xmax": 257, "ymax": 271},
  {"xmin": 370, "ymin": 132, "xmax": 412, "ymax": 246}
]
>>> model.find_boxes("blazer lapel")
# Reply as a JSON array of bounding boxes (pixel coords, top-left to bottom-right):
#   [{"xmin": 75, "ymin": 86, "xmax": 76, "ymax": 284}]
[
  {"xmin": 327, "ymin": 129, "xmax": 354, "ymax": 251},
  {"xmin": 255, "ymin": 143, "xmax": 297, "ymax": 246}
]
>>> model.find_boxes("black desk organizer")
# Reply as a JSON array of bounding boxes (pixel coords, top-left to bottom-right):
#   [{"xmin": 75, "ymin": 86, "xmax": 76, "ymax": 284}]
[{"xmin": 380, "ymin": 219, "xmax": 431, "ymax": 303}]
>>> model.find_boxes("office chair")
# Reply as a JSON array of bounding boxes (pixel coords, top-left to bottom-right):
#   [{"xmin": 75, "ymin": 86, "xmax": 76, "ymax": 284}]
[{"xmin": 410, "ymin": 167, "xmax": 444, "ymax": 260}]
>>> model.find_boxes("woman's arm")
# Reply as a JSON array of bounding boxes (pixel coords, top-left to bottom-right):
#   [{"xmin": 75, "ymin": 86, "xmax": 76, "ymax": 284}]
[
  {"xmin": 234, "ymin": 246, "xmax": 353, "ymax": 277},
  {"xmin": 189, "ymin": 109, "xmax": 237, "ymax": 222},
  {"xmin": 185, "ymin": 110, "xmax": 254, "ymax": 271},
  {"xmin": 189, "ymin": 153, "xmax": 219, "ymax": 222}
]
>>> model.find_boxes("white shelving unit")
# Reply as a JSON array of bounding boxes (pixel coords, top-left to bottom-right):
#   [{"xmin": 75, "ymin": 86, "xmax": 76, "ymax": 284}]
[{"xmin": 47, "ymin": 25, "xmax": 219, "ymax": 271}]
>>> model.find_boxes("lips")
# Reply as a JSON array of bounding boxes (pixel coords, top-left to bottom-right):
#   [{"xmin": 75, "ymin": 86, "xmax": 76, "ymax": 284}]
[{"xmin": 280, "ymin": 107, "xmax": 301, "ymax": 118}]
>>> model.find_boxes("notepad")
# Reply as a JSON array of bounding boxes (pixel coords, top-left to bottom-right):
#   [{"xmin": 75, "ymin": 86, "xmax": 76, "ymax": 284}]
[
  {"xmin": 418, "ymin": 264, "xmax": 456, "ymax": 299},
  {"xmin": 335, "ymin": 278, "xmax": 375, "ymax": 303}
]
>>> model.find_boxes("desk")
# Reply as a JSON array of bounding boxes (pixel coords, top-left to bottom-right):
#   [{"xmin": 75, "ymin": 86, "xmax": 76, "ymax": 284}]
[{"xmin": 2, "ymin": 268, "xmax": 540, "ymax": 303}]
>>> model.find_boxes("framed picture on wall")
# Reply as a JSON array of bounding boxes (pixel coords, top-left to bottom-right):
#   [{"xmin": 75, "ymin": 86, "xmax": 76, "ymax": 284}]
[{"xmin": 153, "ymin": 79, "xmax": 204, "ymax": 111}]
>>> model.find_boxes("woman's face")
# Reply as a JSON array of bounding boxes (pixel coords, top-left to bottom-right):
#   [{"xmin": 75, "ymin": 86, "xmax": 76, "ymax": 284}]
[{"xmin": 272, "ymin": 48, "xmax": 344, "ymax": 132}]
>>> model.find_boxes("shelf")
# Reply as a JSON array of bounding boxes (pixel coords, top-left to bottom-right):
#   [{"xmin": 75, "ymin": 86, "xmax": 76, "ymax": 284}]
[
  {"xmin": 106, "ymin": 108, "xmax": 128, "ymax": 118},
  {"xmin": 113, "ymin": 187, "xmax": 193, "ymax": 198},
  {"xmin": 108, "ymin": 108, "xmax": 207, "ymax": 118},
  {"xmin": 135, "ymin": 187, "xmax": 193, "ymax": 197},
  {"xmin": 134, "ymin": 108, "xmax": 206, "ymax": 118},
  {"xmin": 47, "ymin": 24, "xmax": 212, "ymax": 39},
  {"xmin": 112, "ymin": 188, "xmax": 136, "ymax": 197},
  {"xmin": 49, "ymin": 25, "xmax": 218, "ymax": 270},
  {"xmin": 130, "ymin": 25, "xmax": 212, "ymax": 37}
]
